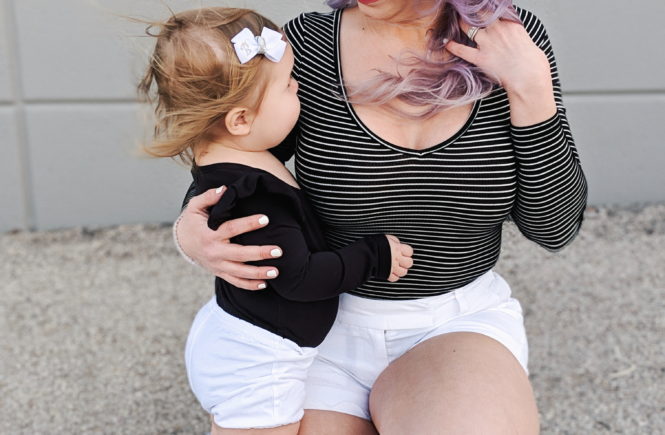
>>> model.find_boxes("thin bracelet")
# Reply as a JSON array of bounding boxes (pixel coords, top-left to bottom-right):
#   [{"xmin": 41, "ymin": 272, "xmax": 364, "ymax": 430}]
[{"xmin": 172, "ymin": 212, "xmax": 198, "ymax": 266}]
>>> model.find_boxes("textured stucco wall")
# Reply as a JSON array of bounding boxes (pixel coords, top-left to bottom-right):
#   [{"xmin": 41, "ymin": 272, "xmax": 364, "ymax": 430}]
[{"xmin": 1, "ymin": 0, "xmax": 663, "ymax": 232}]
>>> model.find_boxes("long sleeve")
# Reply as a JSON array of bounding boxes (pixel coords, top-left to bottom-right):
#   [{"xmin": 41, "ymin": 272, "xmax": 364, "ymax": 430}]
[
  {"xmin": 509, "ymin": 10, "xmax": 588, "ymax": 252},
  {"xmin": 209, "ymin": 189, "xmax": 392, "ymax": 302}
]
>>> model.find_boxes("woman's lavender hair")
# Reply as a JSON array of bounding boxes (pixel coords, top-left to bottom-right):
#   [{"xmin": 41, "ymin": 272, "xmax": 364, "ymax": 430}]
[
  {"xmin": 326, "ymin": 0, "xmax": 357, "ymax": 7},
  {"xmin": 326, "ymin": 0, "xmax": 520, "ymax": 118}
]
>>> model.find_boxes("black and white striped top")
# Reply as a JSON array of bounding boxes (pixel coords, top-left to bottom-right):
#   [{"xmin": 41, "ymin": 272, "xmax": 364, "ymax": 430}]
[{"xmin": 272, "ymin": 7, "xmax": 588, "ymax": 300}]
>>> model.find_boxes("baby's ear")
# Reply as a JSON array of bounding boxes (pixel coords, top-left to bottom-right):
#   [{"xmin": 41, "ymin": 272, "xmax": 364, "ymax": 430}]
[{"xmin": 224, "ymin": 107, "xmax": 254, "ymax": 136}]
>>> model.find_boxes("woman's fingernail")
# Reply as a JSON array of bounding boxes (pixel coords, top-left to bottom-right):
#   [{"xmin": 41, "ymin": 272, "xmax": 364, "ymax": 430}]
[
  {"xmin": 258, "ymin": 216, "xmax": 269, "ymax": 225},
  {"xmin": 215, "ymin": 186, "xmax": 226, "ymax": 194},
  {"xmin": 258, "ymin": 283, "xmax": 267, "ymax": 290},
  {"xmin": 442, "ymin": 38, "xmax": 449, "ymax": 45},
  {"xmin": 270, "ymin": 248, "xmax": 282, "ymax": 258},
  {"xmin": 267, "ymin": 270, "xmax": 277, "ymax": 278}
]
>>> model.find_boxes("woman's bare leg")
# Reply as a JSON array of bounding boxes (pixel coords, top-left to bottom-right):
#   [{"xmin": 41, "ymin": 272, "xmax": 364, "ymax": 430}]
[
  {"xmin": 298, "ymin": 410, "xmax": 378, "ymax": 435},
  {"xmin": 370, "ymin": 332, "xmax": 539, "ymax": 435}
]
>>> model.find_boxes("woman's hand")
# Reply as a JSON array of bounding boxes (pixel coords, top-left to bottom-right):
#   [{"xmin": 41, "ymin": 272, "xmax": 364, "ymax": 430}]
[
  {"xmin": 445, "ymin": 18, "xmax": 557, "ymax": 126},
  {"xmin": 385, "ymin": 235, "xmax": 414, "ymax": 282},
  {"xmin": 176, "ymin": 186, "xmax": 284, "ymax": 290}
]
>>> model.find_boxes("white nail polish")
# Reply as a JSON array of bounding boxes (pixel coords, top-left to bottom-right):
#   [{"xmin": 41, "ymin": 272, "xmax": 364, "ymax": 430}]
[
  {"xmin": 258, "ymin": 283, "xmax": 267, "ymax": 290},
  {"xmin": 215, "ymin": 186, "xmax": 225, "ymax": 194},
  {"xmin": 259, "ymin": 216, "xmax": 269, "ymax": 225},
  {"xmin": 270, "ymin": 248, "xmax": 282, "ymax": 257},
  {"xmin": 267, "ymin": 270, "xmax": 277, "ymax": 278}
]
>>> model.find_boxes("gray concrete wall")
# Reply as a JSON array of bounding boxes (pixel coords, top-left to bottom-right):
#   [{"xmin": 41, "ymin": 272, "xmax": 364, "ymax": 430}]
[
  {"xmin": 1, "ymin": 0, "xmax": 663, "ymax": 232},
  {"xmin": 520, "ymin": 0, "xmax": 665, "ymax": 207}
]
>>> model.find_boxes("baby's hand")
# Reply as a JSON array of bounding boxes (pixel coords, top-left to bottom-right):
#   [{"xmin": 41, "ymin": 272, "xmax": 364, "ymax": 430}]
[{"xmin": 385, "ymin": 235, "xmax": 414, "ymax": 282}]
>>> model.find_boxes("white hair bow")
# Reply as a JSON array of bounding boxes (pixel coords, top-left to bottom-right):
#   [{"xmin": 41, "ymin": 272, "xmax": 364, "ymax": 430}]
[{"xmin": 231, "ymin": 27, "xmax": 286, "ymax": 64}]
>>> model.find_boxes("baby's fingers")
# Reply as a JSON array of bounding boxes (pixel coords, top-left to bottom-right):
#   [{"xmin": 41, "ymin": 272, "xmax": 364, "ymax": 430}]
[
  {"xmin": 386, "ymin": 234, "xmax": 400, "ymax": 244},
  {"xmin": 393, "ymin": 266, "xmax": 409, "ymax": 277},
  {"xmin": 389, "ymin": 264, "xmax": 409, "ymax": 283},
  {"xmin": 400, "ymin": 243, "xmax": 413, "ymax": 257},
  {"xmin": 399, "ymin": 255, "xmax": 414, "ymax": 270}
]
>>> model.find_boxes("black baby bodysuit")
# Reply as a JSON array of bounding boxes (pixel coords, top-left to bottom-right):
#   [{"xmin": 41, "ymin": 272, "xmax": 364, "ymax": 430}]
[{"xmin": 193, "ymin": 162, "xmax": 392, "ymax": 347}]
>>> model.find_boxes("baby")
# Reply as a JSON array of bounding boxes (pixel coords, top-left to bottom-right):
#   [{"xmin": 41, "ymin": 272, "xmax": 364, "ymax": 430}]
[{"xmin": 138, "ymin": 8, "xmax": 413, "ymax": 434}]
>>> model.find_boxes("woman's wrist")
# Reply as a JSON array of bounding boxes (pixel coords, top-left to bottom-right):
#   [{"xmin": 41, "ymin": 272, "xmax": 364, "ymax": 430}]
[
  {"xmin": 172, "ymin": 211, "xmax": 198, "ymax": 266},
  {"xmin": 506, "ymin": 80, "xmax": 557, "ymax": 127}
]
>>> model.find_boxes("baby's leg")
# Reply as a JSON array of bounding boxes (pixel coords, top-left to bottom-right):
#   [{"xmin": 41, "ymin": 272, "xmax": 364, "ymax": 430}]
[{"xmin": 210, "ymin": 416, "xmax": 300, "ymax": 435}]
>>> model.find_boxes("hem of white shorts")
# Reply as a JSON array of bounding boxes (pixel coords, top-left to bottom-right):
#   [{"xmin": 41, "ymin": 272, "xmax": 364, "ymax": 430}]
[
  {"xmin": 442, "ymin": 324, "xmax": 529, "ymax": 375},
  {"xmin": 304, "ymin": 404, "xmax": 370, "ymax": 422},
  {"xmin": 212, "ymin": 414, "xmax": 303, "ymax": 430},
  {"xmin": 303, "ymin": 382, "xmax": 372, "ymax": 421}
]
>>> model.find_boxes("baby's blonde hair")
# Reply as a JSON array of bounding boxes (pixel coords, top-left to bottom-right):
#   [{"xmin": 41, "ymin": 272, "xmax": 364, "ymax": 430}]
[{"xmin": 138, "ymin": 8, "xmax": 281, "ymax": 165}]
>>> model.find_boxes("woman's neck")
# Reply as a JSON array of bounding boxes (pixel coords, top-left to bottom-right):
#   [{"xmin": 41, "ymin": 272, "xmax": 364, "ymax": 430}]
[
  {"xmin": 358, "ymin": 5, "xmax": 437, "ymax": 38},
  {"xmin": 351, "ymin": 7, "xmax": 436, "ymax": 52}
]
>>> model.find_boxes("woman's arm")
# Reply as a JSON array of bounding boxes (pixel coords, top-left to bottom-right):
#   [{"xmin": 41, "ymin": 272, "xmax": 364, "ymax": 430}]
[
  {"xmin": 175, "ymin": 185, "xmax": 285, "ymax": 290},
  {"xmin": 447, "ymin": 10, "xmax": 587, "ymax": 251},
  {"xmin": 507, "ymin": 14, "xmax": 588, "ymax": 251}
]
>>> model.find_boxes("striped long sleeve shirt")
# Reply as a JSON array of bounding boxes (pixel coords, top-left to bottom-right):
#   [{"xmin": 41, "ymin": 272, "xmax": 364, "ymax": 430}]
[{"xmin": 184, "ymin": 6, "xmax": 587, "ymax": 300}]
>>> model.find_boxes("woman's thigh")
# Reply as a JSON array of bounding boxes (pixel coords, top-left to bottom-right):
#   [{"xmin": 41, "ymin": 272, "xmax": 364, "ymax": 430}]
[
  {"xmin": 298, "ymin": 410, "xmax": 378, "ymax": 435},
  {"xmin": 369, "ymin": 332, "xmax": 539, "ymax": 435}
]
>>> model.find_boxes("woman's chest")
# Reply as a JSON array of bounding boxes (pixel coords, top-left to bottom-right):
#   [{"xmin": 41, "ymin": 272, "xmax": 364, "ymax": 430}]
[
  {"xmin": 352, "ymin": 103, "xmax": 477, "ymax": 151},
  {"xmin": 295, "ymin": 35, "xmax": 518, "ymax": 229},
  {"xmin": 294, "ymin": 121, "xmax": 519, "ymax": 230}
]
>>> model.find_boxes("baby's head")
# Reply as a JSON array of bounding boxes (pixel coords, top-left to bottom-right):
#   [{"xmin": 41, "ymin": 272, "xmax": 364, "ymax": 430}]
[{"xmin": 139, "ymin": 8, "xmax": 299, "ymax": 164}]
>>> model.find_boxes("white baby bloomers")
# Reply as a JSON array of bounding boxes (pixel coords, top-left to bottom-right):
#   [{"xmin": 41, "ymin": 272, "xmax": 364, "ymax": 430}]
[{"xmin": 185, "ymin": 298, "xmax": 317, "ymax": 429}]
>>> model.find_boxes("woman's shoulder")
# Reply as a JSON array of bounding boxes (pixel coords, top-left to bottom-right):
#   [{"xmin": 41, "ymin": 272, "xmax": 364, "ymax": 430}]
[
  {"xmin": 513, "ymin": 5, "xmax": 551, "ymax": 48},
  {"xmin": 285, "ymin": 10, "xmax": 336, "ymax": 28},
  {"xmin": 283, "ymin": 10, "xmax": 336, "ymax": 44}
]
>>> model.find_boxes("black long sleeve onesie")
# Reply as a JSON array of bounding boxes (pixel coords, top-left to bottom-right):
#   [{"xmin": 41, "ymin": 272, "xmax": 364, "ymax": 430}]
[{"xmin": 193, "ymin": 162, "xmax": 392, "ymax": 348}]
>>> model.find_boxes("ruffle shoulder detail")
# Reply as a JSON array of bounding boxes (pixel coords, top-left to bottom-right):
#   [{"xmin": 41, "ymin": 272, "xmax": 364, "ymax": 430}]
[{"xmin": 206, "ymin": 172, "xmax": 304, "ymax": 231}]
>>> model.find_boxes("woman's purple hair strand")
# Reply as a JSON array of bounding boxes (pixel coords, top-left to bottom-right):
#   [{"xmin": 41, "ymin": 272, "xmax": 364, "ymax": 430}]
[{"xmin": 326, "ymin": 0, "xmax": 521, "ymax": 118}]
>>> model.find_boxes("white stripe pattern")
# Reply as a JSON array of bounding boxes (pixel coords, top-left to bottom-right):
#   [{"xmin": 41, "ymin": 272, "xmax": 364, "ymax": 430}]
[{"xmin": 276, "ymin": 7, "xmax": 588, "ymax": 300}]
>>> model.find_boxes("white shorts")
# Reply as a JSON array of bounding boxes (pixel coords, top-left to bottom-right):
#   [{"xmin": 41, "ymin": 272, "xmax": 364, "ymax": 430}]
[
  {"xmin": 304, "ymin": 270, "xmax": 529, "ymax": 420},
  {"xmin": 185, "ymin": 298, "xmax": 317, "ymax": 429}
]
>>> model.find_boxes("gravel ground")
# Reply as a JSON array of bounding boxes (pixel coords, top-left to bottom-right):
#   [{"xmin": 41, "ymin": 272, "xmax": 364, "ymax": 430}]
[{"xmin": 1, "ymin": 204, "xmax": 664, "ymax": 434}]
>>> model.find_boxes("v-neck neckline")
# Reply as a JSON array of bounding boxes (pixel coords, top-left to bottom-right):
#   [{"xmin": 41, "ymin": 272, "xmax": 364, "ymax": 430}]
[{"xmin": 332, "ymin": 8, "xmax": 482, "ymax": 156}]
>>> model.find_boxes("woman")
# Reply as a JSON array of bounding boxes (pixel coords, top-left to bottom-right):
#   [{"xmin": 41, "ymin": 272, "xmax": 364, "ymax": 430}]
[{"xmin": 176, "ymin": 0, "xmax": 587, "ymax": 433}]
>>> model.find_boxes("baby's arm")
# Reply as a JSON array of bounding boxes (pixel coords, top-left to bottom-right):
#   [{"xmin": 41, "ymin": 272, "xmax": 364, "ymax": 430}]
[{"xmin": 213, "ymin": 192, "xmax": 412, "ymax": 302}]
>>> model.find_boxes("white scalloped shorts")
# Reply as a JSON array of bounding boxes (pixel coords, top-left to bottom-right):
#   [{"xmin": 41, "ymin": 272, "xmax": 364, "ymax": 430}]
[
  {"xmin": 303, "ymin": 270, "xmax": 529, "ymax": 421},
  {"xmin": 185, "ymin": 298, "xmax": 317, "ymax": 429}
]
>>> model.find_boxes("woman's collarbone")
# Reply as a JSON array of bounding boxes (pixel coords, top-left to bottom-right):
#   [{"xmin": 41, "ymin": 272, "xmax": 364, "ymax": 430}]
[{"xmin": 354, "ymin": 103, "xmax": 474, "ymax": 150}]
